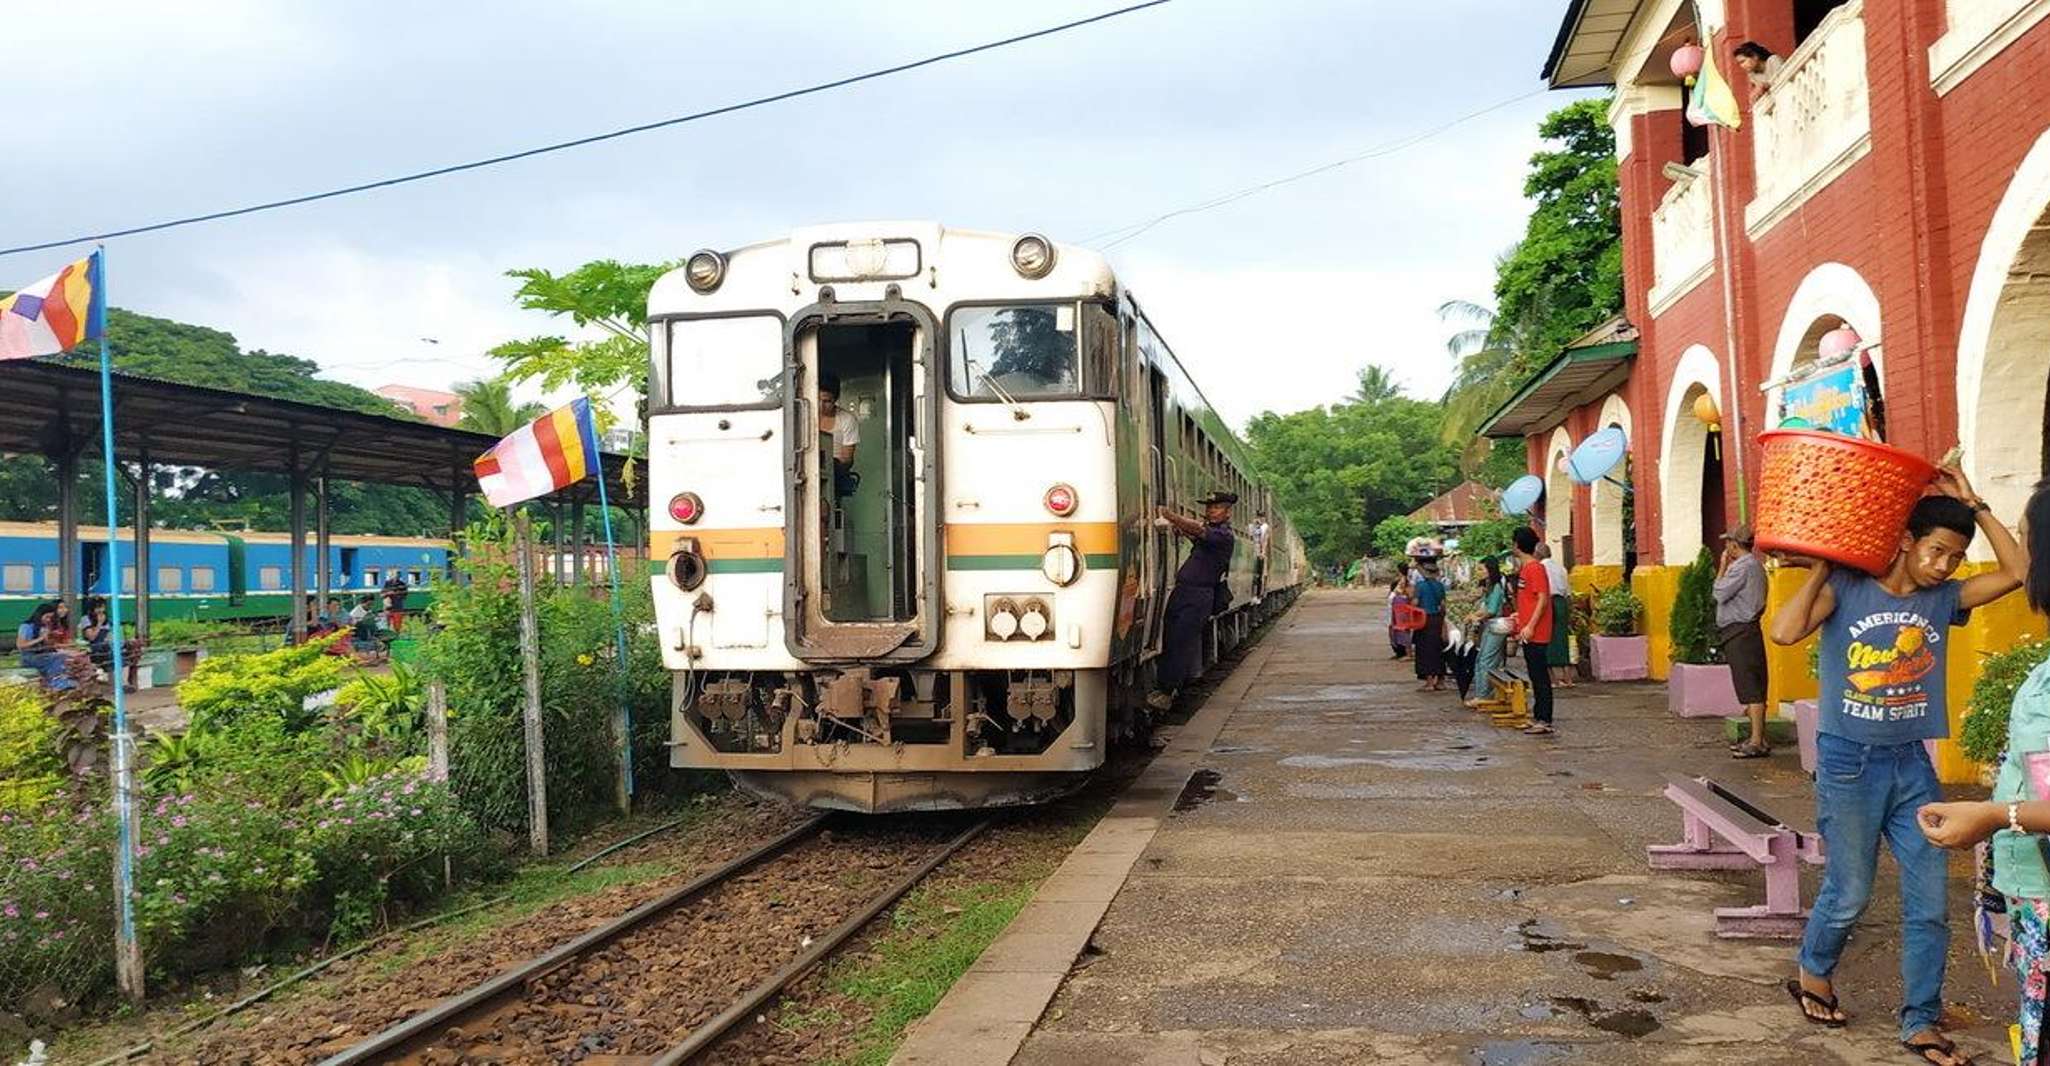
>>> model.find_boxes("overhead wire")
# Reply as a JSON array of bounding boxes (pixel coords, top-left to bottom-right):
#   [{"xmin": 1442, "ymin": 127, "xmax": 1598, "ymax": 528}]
[{"xmin": 0, "ymin": 0, "xmax": 1174, "ymax": 259}]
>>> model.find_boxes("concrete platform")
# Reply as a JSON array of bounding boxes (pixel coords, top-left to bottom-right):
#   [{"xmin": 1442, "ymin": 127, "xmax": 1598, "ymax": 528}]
[{"xmin": 901, "ymin": 589, "xmax": 2017, "ymax": 1065}]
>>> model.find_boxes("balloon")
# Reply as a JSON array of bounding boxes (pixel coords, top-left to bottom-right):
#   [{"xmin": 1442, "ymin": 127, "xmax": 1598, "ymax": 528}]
[
  {"xmin": 1501, "ymin": 475, "xmax": 1545, "ymax": 516},
  {"xmin": 1567, "ymin": 426, "xmax": 1629, "ymax": 484}
]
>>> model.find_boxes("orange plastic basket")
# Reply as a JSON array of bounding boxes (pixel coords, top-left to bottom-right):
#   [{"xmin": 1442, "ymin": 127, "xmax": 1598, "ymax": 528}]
[
  {"xmin": 1391, "ymin": 603, "xmax": 1429, "ymax": 631},
  {"xmin": 1755, "ymin": 430, "xmax": 1937, "ymax": 574}
]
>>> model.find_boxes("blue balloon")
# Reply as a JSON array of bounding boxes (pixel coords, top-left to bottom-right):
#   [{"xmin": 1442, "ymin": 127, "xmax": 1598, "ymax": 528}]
[
  {"xmin": 1501, "ymin": 475, "xmax": 1545, "ymax": 516},
  {"xmin": 1568, "ymin": 426, "xmax": 1629, "ymax": 484}
]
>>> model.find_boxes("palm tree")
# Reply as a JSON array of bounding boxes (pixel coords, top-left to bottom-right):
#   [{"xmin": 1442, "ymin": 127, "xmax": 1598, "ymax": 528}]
[
  {"xmin": 455, "ymin": 377, "xmax": 545, "ymax": 437},
  {"xmin": 1437, "ymin": 295, "xmax": 1549, "ymax": 475},
  {"xmin": 1347, "ymin": 365, "xmax": 1402, "ymax": 405}
]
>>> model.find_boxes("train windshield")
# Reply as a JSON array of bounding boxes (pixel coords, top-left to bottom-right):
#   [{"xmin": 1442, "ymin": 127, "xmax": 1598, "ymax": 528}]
[
  {"xmin": 948, "ymin": 304, "xmax": 1079, "ymax": 400},
  {"xmin": 667, "ymin": 316, "xmax": 785, "ymax": 409}
]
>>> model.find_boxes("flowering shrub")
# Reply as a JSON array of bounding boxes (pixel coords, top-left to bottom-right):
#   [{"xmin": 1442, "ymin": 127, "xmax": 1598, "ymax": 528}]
[
  {"xmin": 303, "ymin": 770, "xmax": 492, "ymax": 941},
  {"xmin": 0, "ymin": 799, "xmax": 116, "ymax": 1004},
  {"xmin": 130, "ymin": 794, "xmax": 312, "ymax": 960},
  {"xmin": 177, "ymin": 639, "xmax": 348, "ymax": 731},
  {"xmin": 0, "ymin": 684, "xmax": 62, "ymax": 814}
]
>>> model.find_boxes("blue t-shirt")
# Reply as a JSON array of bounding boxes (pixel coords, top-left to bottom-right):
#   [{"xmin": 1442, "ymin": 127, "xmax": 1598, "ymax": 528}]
[
  {"xmin": 1815, "ymin": 570, "xmax": 1967, "ymax": 744},
  {"xmin": 1411, "ymin": 575, "xmax": 1446, "ymax": 614}
]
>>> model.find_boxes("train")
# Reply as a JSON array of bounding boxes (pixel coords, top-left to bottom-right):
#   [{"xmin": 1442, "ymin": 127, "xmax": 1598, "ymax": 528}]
[
  {"xmin": 646, "ymin": 222, "xmax": 1307, "ymax": 813},
  {"xmin": 0, "ymin": 521, "xmax": 449, "ymax": 637}
]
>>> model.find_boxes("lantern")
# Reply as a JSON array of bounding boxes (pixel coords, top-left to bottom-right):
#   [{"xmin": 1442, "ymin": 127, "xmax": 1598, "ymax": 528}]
[
  {"xmin": 1670, "ymin": 43, "xmax": 1705, "ymax": 86},
  {"xmin": 1692, "ymin": 391, "xmax": 1722, "ymax": 432},
  {"xmin": 1819, "ymin": 323, "xmax": 1861, "ymax": 362}
]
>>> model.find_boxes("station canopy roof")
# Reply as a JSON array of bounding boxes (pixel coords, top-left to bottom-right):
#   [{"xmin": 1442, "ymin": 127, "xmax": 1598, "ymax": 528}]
[
  {"xmin": 1475, "ymin": 318, "xmax": 1637, "ymax": 440},
  {"xmin": 0, "ymin": 360, "xmax": 643, "ymax": 508},
  {"xmin": 1543, "ymin": 0, "xmax": 1642, "ymax": 87}
]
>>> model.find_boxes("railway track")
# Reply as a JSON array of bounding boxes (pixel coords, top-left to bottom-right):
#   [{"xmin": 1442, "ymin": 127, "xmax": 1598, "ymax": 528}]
[{"xmin": 315, "ymin": 813, "xmax": 989, "ymax": 1065}]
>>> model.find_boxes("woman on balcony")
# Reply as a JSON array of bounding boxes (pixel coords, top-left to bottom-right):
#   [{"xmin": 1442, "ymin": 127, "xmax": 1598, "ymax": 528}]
[{"xmin": 1734, "ymin": 41, "xmax": 1784, "ymax": 100}]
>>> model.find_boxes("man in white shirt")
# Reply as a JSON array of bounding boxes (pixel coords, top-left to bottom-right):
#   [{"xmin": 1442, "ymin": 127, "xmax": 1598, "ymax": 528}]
[
  {"xmin": 818, "ymin": 372, "xmax": 860, "ymax": 467},
  {"xmin": 1536, "ymin": 543, "xmax": 1575, "ymax": 688}
]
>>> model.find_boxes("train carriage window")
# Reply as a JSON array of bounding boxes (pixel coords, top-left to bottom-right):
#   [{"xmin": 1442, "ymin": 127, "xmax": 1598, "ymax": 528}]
[
  {"xmin": 258, "ymin": 566, "xmax": 283, "ymax": 591},
  {"xmin": 42, "ymin": 565, "xmax": 57, "ymax": 592},
  {"xmin": 157, "ymin": 567, "xmax": 183, "ymax": 593},
  {"xmin": 948, "ymin": 304, "xmax": 1079, "ymax": 400},
  {"xmin": 190, "ymin": 568, "xmax": 216, "ymax": 593},
  {"xmin": 2, "ymin": 564, "xmax": 29, "ymax": 593},
  {"xmin": 666, "ymin": 315, "xmax": 785, "ymax": 410},
  {"xmin": 122, "ymin": 566, "xmax": 135, "ymax": 592},
  {"xmin": 363, "ymin": 569, "xmax": 380, "ymax": 588}
]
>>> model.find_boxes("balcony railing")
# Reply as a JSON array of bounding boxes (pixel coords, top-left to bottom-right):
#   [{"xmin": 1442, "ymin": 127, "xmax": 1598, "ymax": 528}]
[
  {"xmin": 1745, "ymin": 0, "xmax": 1871, "ymax": 236},
  {"xmin": 1649, "ymin": 168, "xmax": 1714, "ymax": 310}
]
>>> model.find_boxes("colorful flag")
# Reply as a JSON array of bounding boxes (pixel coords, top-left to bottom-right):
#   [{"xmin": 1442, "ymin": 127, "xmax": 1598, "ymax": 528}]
[
  {"xmin": 473, "ymin": 396, "xmax": 603, "ymax": 507},
  {"xmin": 0, "ymin": 252, "xmax": 105, "ymax": 360},
  {"xmin": 1686, "ymin": 38, "xmax": 1743, "ymax": 129}
]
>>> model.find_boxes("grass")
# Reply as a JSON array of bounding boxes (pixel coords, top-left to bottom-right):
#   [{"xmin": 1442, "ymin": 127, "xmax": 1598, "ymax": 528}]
[{"xmin": 815, "ymin": 879, "xmax": 1037, "ymax": 1066}]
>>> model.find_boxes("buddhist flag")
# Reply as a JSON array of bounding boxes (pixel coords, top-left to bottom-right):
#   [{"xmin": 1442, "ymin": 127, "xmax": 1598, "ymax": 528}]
[
  {"xmin": 0, "ymin": 252, "xmax": 105, "ymax": 361},
  {"xmin": 474, "ymin": 397, "xmax": 603, "ymax": 508},
  {"xmin": 1686, "ymin": 38, "xmax": 1743, "ymax": 130}
]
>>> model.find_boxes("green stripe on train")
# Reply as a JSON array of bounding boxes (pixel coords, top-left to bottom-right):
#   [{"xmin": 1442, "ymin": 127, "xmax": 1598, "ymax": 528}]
[{"xmin": 650, "ymin": 559, "xmax": 785, "ymax": 575}]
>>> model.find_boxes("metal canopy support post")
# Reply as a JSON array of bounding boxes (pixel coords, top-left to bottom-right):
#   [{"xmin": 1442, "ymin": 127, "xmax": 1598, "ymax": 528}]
[
  {"xmin": 288, "ymin": 449, "xmax": 307, "ymax": 644},
  {"xmin": 315, "ymin": 468, "xmax": 332, "ymax": 624},
  {"xmin": 55, "ymin": 445, "xmax": 79, "ymax": 617},
  {"xmin": 571, "ymin": 498, "xmax": 586, "ymax": 587},
  {"xmin": 448, "ymin": 474, "xmax": 466, "ymax": 583},
  {"xmin": 134, "ymin": 446, "xmax": 152, "ymax": 643}
]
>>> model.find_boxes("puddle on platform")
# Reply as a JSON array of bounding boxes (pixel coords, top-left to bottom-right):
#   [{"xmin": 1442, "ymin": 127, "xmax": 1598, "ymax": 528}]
[
  {"xmin": 1514, "ymin": 920, "xmax": 1586, "ymax": 954},
  {"xmin": 1281, "ymin": 751, "xmax": 1491, "ymax": 772},
  {"xmin": 1467, "ymin": 1040, "xmax": 1579, "ymax": 1065},
  {"xmin": 1572, "ymin": 950, "xmax": 1645, "ymax": 980},
  {"xmin": 1546, "ymin": 995, "xmax": 1661, "ymax": 1038},
  {"xmin": 1173, "ymin": 768, "xmax": 1244, "ymax": 811},
  {"xmin": 1208, "ymin": 744, "xmax": 1261, "ymax": 755},
  {"xmin": 1267, "ymin": 684, "xmax": 1388, "ymax": 703}
]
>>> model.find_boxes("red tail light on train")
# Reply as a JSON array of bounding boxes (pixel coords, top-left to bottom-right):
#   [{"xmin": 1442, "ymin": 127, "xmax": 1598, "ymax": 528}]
[{"xmin": 669, "ymin": 492, "xmax": 704, "ymax": 524}]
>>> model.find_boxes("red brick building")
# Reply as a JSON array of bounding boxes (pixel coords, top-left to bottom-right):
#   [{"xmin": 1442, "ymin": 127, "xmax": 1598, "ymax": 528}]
[
  {"xmin": 1496, "ymin": 0, "xmax": 2050, "ymax": 573},
  {"xmin": 1498, "ymin": 0, "xmax": 2050, "ymax": 777}
]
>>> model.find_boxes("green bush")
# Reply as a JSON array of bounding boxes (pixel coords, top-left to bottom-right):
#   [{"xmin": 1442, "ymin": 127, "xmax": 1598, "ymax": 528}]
[
  {"xmin": 1669, "ymin": 547, "xmax": 1719, "ymax": 665},
  {"xmin": 145, "ymin": 618, "xmax": 248, "ymax": 648},
  {"xmin": 130, "ymin": 794, "xmax": 312, "ymax": 966},
  {"xmin": 1593, "ymin": 584, "xmax": 1642, "ymax": 637},
  {"xmin": 1459, "ymin": 516, "xmax": 1521, "ymax": 563},
  {"xmin": 0, "ymin": 684, "xmax": 62, "ymax": 814},
  {"xmin": 1370, "ymin": 516, "xmax": 1433, "ymax": 560},
  {"xmin": 177, "ymin": 639, "xmax": 347, "ymax": 731},
  {"xmin": 1960, "ymin": 637, "xmax": 2050, "ymax": 765},
  {"xmin": 303, "ymin": 770, "xmax": 494, "ymax": 941}
]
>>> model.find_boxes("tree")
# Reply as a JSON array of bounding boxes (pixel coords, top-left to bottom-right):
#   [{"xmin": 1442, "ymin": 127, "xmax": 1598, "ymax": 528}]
[
  {"xmin": 1245, "ymin": 381, "xmax": 1460, "ymax": 570},
  {"xmin": 490, "ymin": 259, "xmax": 675, "ymax": 412},
  {"xmin": 1348, "ymin": 365, "xmax": 1402, "ymax": 405},
  {"xmin": 1371, "ymin": 516, "xmax": 1432, "ymax": 559},
  {"xmin": 455, "ymin": 378, "xmax": 545, "ymax": 437}
]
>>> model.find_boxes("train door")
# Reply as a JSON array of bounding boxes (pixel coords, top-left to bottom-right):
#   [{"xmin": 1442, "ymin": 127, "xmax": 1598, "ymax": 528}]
[
  {"xmin": 786, "ymin": 299, "xmax": 940, "ymax": 661},
  {"xmin": 82, "ymin": 541, "xmax": 107, "ymax": 595},
  {"xmin": 1143, "ymin": 363, "xmax": 1171, "ymax": 652}
]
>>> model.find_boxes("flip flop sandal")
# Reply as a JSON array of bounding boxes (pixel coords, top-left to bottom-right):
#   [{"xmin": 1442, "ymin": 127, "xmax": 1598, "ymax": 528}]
[
  {"xmin": 1521, "ymin": 724, "xmax": 1555, "ymax": 735},
  {"xmin": 1731, "ymin": 743, "xmax": 1771, "ymax": 759},
  {"xmin": 1784, "ymin": 979, "xmax": 1846, "ymax": 1028},
  {"xmin": 1901, "ymin": 1034, "xmax": 1972, "ymax": 1065}
]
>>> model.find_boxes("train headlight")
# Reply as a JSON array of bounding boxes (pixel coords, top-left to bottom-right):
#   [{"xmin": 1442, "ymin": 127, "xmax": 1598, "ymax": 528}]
[
  {"xmin": 668, "ymin": 538, "xmax": 707, "ymax": 592},
  {"xmin": 988, "ymin": 597, "xmax": 1020, "ymax": 640},
  {"xmin": 668, "ymin": 492, "xmax": 705, "ymax": 525},
  {"xmin": 1042, "ymin": 543, "xmax": 1081, "ymax": 587},
  {"xmin": 685, "ymin": 249, "xmax": 727, "ymax": 293},
  {"xmin": 1018, "ymin": 598, "xmax": 1050, "ymax": 640},
  {"xmin": 1010, "ymin": 234, "xmax": 1056, "ymax": 279},
  {"xmin": 1043, "ymin": 483, "xmax": 1078, "ymax": 517}
]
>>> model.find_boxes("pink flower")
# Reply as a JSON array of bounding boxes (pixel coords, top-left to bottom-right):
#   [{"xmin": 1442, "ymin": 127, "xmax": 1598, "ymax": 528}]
[
  {"xmin": 3, "ymin": 905, "xmax": 17, "ymax": 919},
  {"xmin": 171, "ymin": 816, "xmax": 188, "ymax": 829}
]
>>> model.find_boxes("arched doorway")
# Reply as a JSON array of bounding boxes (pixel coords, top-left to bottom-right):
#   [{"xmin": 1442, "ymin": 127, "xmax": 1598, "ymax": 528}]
[
  {"xmin": 1546, "ymin": 427, "xmax": 1576, "ymax": 566},
  {"xmin": 1766, "ymin": 262, "xmax": 1886, "ymax": 437},
  {"xmin": 1959, "ymin": 128, "xmax": 2050, "ymax": 552},
  {"xmin": 1591, "ymin": 394, "xmax": 1634, "ymax": 569},
  {"xmin": 1659, "ymin": 346, "xmax": 1727, "ymax": 564}
]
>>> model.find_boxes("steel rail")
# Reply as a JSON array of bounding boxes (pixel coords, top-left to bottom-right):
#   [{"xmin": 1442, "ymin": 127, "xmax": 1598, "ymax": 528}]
[
  {"xmin": 650, "ymin": 817, "xmax": 991, "ymax": 1065},
  {"xmin": 316, "ymin": 814, "xmax": 828, "ymax": 1066}
]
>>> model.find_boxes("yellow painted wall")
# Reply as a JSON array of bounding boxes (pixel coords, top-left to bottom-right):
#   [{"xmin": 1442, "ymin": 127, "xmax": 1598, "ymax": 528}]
[
  {"xmin": 1935, "ymin": 562, "xmax": 2046, "ymax": 784},
  {"xmin": 1764, "ymin": 567, "xmax": 1820, "ymax": 712},
  {"xmin": 1631, "ymin": 566, "xmax": 1681, "ymax": 681}
]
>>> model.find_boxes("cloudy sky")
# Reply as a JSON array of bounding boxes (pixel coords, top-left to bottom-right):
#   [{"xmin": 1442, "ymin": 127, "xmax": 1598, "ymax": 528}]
[{"xmin": 4, "ymin": 0, "xmax": 1595, "ymax": 429}]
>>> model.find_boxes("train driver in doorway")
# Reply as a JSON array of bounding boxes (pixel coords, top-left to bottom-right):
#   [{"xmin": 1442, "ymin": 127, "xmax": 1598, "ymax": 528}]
[
  {"xmin": 818, "ymin": 372, "xmax": 860, "ymax": 499},
  {"xmin": 1146, "ymin": 491, "xmax": 1237, "ymax": 712}
]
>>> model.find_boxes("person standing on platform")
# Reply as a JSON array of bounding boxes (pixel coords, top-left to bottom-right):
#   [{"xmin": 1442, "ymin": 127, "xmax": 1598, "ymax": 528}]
[
  {"xmin": 1512, "ymin": 527, "xmax": 1556, "ymax": 736},
  {"xmin": 1410, "ymin": 555, "xmax": 1447, "ymax": 692},
  {"xmin": 1771, "ymin": 466, "xmax": 2025, "ymax": 1065},
  {"xmin": 1388, "ymin": 577, "xmax": 1413, "ymax": 660},
  {"xmin": 1536, "ymin": 544, "xmax": 1575, "ymax": 688},
  {"xmin": 381, "ymin": 573, "xmax": 410, "ymax": 634},
  {"xmin": 1717, "ymin": 525, "xmax": 1773, "ymax": 758},
  {"xmin": 1147, "ymin": 491, "xmax": 1237, "ymax": 711}
]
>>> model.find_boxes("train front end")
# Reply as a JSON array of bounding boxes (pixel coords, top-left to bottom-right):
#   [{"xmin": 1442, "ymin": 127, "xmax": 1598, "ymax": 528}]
[{"xmin": 648, "ymin": 223, "xmax": 1124, "ymax": 812}]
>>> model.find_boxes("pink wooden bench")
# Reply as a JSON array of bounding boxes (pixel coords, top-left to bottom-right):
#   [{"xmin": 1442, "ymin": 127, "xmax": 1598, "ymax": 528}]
[{"xmin": 1647, "ymin": 774, "xmax": 1825, "ymax": 939}]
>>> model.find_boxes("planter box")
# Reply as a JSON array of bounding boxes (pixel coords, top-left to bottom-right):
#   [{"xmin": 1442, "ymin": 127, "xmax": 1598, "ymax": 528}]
[
  {"xmin": 1590, "ymin": 635, "xmax": 1649, "ymax": 681},
  {"xmin": 1668, "ymin": 662, "xmax": 1742, "ymax": 718},
  {"xmin": 1791, "ymin": 697, "xmax": 1941, "ymax": 774},
  {"xmin": 1723, "ymin": 715, "xmax": 1798, "ymax": 746}
]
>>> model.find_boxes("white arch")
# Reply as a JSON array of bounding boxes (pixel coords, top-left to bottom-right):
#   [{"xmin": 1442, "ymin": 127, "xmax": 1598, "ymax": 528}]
[
  {"xmin": 1958, "ymin": 127, "xmax": 2050, "ymax": 557},
  {"xmin": 1545, "ymin": 426, "xmax": 1576, "ymax": 562},
  {"xmin": 1765, "ymin": 262, "xmax": 1885, "ymax": 417},
  {"xmin": 1591, "ymin": 394, "xmax": 1634, "ymax": 566},
  {"xmin": 1659, "ymin": 345, "xmax": 1724, "ymax": 564}
]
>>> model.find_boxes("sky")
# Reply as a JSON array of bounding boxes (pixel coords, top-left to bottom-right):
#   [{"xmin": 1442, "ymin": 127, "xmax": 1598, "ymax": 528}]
[{"xmin": 2, "ymin": 0, "xmax": 1596, "ymax": 430}]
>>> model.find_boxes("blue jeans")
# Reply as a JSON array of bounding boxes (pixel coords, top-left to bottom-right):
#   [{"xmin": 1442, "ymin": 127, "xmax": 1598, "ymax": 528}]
[{"xmin": 1798, "ymin": 732, "xmax": 1948, "ymax": 1040}]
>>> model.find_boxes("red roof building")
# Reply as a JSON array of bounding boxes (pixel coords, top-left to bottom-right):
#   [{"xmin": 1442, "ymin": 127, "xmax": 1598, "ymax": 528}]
[
  {"xmin": 1408, "ymin": 481, "xmax": 1494, "ymax": 529},
  {"xmin": 375, "ymin": 384, "xmax": 463, "ymax": 427}
]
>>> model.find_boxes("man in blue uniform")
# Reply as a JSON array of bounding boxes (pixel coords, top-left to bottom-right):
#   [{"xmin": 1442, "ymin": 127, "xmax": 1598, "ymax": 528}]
[{"xmin": 1147, "ymin": 491, "xmax": 1237, "ymax": 711}]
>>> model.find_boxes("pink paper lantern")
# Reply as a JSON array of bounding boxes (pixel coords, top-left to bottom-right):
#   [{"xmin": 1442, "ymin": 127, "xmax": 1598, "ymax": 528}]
[
  {"xmin": 1670, "ymin": 43, "xmax": 1704, "ymax": 84},
  {"xmin": 1818, "ymin": 324, "xmax": 1861, "ymax": 362}
]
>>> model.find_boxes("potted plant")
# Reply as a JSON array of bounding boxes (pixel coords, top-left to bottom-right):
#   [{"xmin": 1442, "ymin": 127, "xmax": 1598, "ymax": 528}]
[
  {"xmin": 1589, "ymin": 584, "xmax": 1649, "ymax": 680},
  {"xmin": 1960, "ymin": 637, "xmax": 2050, "ymax": 783},
  {"xmin": 1668, "ymin": 547, "xmax": 1741, "ymax": 718}
]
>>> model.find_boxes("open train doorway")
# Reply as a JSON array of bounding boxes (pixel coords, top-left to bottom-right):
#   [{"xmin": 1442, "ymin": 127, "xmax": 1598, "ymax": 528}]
[{"xmin": 789, "ymin": 306, "xmax": 940, "ymax": 661}]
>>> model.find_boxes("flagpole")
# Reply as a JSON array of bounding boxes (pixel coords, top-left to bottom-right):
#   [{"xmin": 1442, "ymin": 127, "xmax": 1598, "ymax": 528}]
[
  {"xmin": 593, "ymin": 449, "xmax": 634, "ymax": 805},
  {"xmin": 90, "ymin": 247, "xmax": 144, "ymax": 1001}
]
